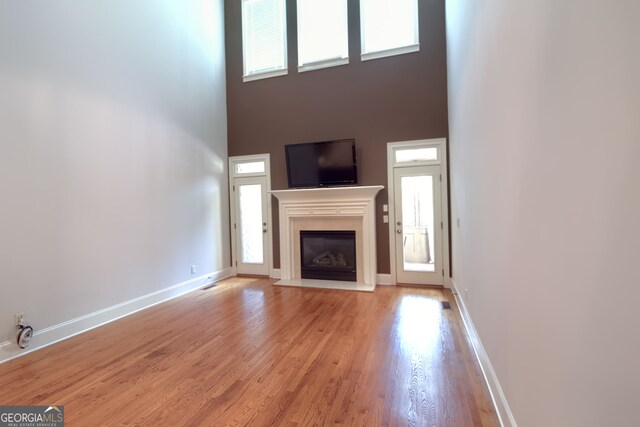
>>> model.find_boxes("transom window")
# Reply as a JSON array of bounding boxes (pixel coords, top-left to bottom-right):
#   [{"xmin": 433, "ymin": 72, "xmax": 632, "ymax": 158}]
[
  {"xmin": 235, "ymin": 161, "xmax": 266, "ymax": 175},
  {"xmin": 390, "ymin": 141, "xmax": 441, "ymax": 167},
  {"xmin": 230, "ymin": 154, "xmax": 270, "ymax": 179},
  {"xmin": 395, "ymin": 147, "xmax": 438, "ymax": 163}
]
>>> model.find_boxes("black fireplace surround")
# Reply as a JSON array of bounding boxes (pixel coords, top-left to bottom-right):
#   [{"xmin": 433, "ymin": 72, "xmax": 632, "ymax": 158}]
[{"xmin": 300, "ymin": 230, "xmax": 356, "ymax": 282}]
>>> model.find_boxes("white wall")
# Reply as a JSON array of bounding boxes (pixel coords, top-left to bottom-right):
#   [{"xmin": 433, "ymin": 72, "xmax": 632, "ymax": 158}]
[
  {"xmin": 446, "ymin": 0, "xmax": 640, "ymax": 426},
  {"xmin": 0, "ymin": 1, "xmax": 229, "ymax": 358}
]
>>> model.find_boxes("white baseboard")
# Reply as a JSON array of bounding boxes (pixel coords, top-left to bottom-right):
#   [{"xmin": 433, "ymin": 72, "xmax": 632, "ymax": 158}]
[
  {"xmin": 0, "ymin": 267, "xmax": 234, "ymax": 365},
  {"xmin": 270, "ymin": 268, "xmax": 281, "ymax": 279},
  {"xmin": 376, "ymin": 274, "xmax": 394, "ymax": 285},
  {"xmin": 451, "ymin": 279, "xmax": 517, "ymax": 427}
]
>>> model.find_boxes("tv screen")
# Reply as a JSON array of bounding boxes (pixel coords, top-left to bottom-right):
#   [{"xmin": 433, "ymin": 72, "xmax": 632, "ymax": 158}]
[{"xmin": 285, "ymin": 139, "xmax": 357, "ymax": 188}]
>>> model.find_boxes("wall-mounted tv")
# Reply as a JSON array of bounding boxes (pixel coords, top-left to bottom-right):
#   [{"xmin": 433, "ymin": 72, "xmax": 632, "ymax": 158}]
[{"xmin": 285, "ymin": 139, "xmax": 358, "ymax": 188}]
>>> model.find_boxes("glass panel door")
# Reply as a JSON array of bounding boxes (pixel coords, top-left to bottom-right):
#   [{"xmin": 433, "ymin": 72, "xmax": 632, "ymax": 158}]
[
  {"xmin": 394, "ymin": 165, "xmax": 442, "ymax": 285},
  {"xmin": 234, "ymin": 176, "xmax": 269, "ymax": 275}
]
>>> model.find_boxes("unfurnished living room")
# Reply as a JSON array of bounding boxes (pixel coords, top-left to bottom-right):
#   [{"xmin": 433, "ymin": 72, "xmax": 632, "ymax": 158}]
[{"xmin": 1, "ymin": 1, "xmax": 638, "ymax": 426}]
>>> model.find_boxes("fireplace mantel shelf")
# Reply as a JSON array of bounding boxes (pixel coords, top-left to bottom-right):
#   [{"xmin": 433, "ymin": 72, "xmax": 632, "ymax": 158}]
[
  {"xmin": 271, "ymin": 185, "xmax": 384, "ymax": 291},
  {"xmin": 270, "ymin": 185, "xmax": 384, "ymax": 203}
]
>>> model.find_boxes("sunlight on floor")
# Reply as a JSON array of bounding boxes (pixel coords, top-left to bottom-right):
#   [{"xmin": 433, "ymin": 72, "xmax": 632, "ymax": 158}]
[{"xmin": 397, "ymin": 295, "xmax": 442, "ymax": 353}]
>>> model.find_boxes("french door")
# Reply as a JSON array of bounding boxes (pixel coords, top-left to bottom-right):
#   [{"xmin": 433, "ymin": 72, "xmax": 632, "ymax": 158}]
[
  {"xmin": 233, "ymin": 176, "xmax": 269, "ymax": 275},
  {"xmin": 393, "ymin": 165, "xmax": 443, "ymax": 285}
]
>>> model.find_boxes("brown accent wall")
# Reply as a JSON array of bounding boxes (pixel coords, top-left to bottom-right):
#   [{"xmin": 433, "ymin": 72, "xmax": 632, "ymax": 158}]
[{"xmin": 225, "ymin": 0, "xmax": 448, "ymax": 274}]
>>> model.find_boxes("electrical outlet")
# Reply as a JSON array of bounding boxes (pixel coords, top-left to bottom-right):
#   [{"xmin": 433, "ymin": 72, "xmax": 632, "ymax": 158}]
[
  {"xmin": 191, "ymin": 265, "xmax": 197, "ymax": 274},
  {"xmin": 382, "ymin": 204, "xmax": 388, "ymax": 212},
  {"xmin": 15, "ymin": 313, "xmax": 25, "ymax": 327},
  {"xmin": 383, "ymin": 215, "xmax": 389, "ymax": 223}
]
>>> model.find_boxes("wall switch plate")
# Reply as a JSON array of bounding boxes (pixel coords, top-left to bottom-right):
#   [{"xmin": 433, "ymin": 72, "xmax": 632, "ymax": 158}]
[
  {"xmin": 383, "ymin": 215, "xmax": 389, "ymax": 223},
  {"xmin": 191, "ymin": 265, "xmax": 197, "ymax": 274},
  {"xmin": 382, "ymin": 204, "xmax": 388, "ymax": 212}
]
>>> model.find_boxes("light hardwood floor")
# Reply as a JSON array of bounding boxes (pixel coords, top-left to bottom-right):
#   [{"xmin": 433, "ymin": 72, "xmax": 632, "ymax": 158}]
[{"xmin": 0, "ymin": 277, "xmax": 499, "ymax": 426}]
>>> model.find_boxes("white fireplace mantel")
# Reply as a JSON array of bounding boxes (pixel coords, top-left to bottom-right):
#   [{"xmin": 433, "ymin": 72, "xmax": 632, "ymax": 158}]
[{"xmin": 270, "ymin": 186, "xmax": 383, "ymax": 290}]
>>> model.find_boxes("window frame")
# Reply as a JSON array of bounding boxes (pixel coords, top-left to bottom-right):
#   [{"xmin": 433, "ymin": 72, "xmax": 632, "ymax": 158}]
[
  {"xmin": 241, "ymin": 0, "xmax": 289, "ymax": 82},
  {"xmin": 296, "ymin": 0, "xmax": 350, "ymax": 73},
  {"xmin": 360, "ymin": 0, "xmax": 420, "ymax": 62}
]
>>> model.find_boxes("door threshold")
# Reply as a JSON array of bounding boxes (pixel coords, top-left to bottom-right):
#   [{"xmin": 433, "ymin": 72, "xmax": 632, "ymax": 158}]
[{"xmin": 395, "ymin": 282, "xmax": 444, "ymax": 289}]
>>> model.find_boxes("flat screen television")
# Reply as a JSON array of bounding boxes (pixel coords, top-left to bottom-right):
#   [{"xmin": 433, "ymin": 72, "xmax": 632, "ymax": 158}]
[{"xmin": 285, "ymin": 139, "xmax": 357, "ymax": 188}]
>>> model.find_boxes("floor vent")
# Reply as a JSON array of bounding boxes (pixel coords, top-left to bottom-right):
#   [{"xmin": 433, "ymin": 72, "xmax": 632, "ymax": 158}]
[
  {"xmin": 201, "ymin": 283, "xmax": 217, "ymax": 291},
  {"xmin": 441, "ymin": 301, "xmax": 452, "ymax": 310}
]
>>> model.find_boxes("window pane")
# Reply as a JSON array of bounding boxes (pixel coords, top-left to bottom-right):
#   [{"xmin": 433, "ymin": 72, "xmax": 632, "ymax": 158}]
[
  {"xmin": 242, "ymin": 0, "xmax": 287, "ymax": 76},
  {"xmin": 239, "ymin": 184, "xmax": 264, "ymax": 264},
  {"xmin": 395, "ymin": 147, "xmax": 438, "ymax": 163},
  {"xmin": 361, "ymin": 0, "xmax": 419, "ymax": 55},
  {"xmin": 401, "ymin": 175, "xmax": 435, "ymax": 272},
  {"xmin": 236, "ymin": 161, "xmax": 265, "ymax": 174},
  {"xmin": 297, "ymin": 0, "xmax": 348, "ymax": 67}
]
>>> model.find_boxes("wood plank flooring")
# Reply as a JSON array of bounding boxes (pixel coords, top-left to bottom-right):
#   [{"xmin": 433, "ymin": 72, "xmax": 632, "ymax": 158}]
[{"xmin": 0, "ymin": 277, "xmax": 499, "ymax": 426}]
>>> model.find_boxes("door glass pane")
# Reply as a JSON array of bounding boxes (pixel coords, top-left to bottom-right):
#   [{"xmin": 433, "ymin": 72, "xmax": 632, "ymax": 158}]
[
  {"xmin": 401, "ymin": 175, "xmax": 435, "ymax": 272},
  {"xmin": 239, "ymin": 184, "xmax": 264, "ymax": 264}
]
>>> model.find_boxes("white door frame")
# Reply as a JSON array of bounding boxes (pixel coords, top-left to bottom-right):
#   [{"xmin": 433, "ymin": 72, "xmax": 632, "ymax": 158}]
[
  {"xmin": 229, "ymin": 154, "xmax": 273, "ymax": 277},
  {"xmin": 387, "ymin": 139, "xmax": 451, "ymax": 287}
]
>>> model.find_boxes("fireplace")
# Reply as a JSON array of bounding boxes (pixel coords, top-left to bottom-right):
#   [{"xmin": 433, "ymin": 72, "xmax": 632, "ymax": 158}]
[
  {"xmin": 271, "ymin": 185, "xmax": 383, "ymax": 290},
  {"xmin": 300, "ymin": 230, "xmax": 356, "ymax": 282}
]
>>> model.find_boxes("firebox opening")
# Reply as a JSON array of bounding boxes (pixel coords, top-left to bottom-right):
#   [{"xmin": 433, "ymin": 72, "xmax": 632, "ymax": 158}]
[{"xmin": 300, "ymin": 230, "xmax": 356, "ymax": 282}]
